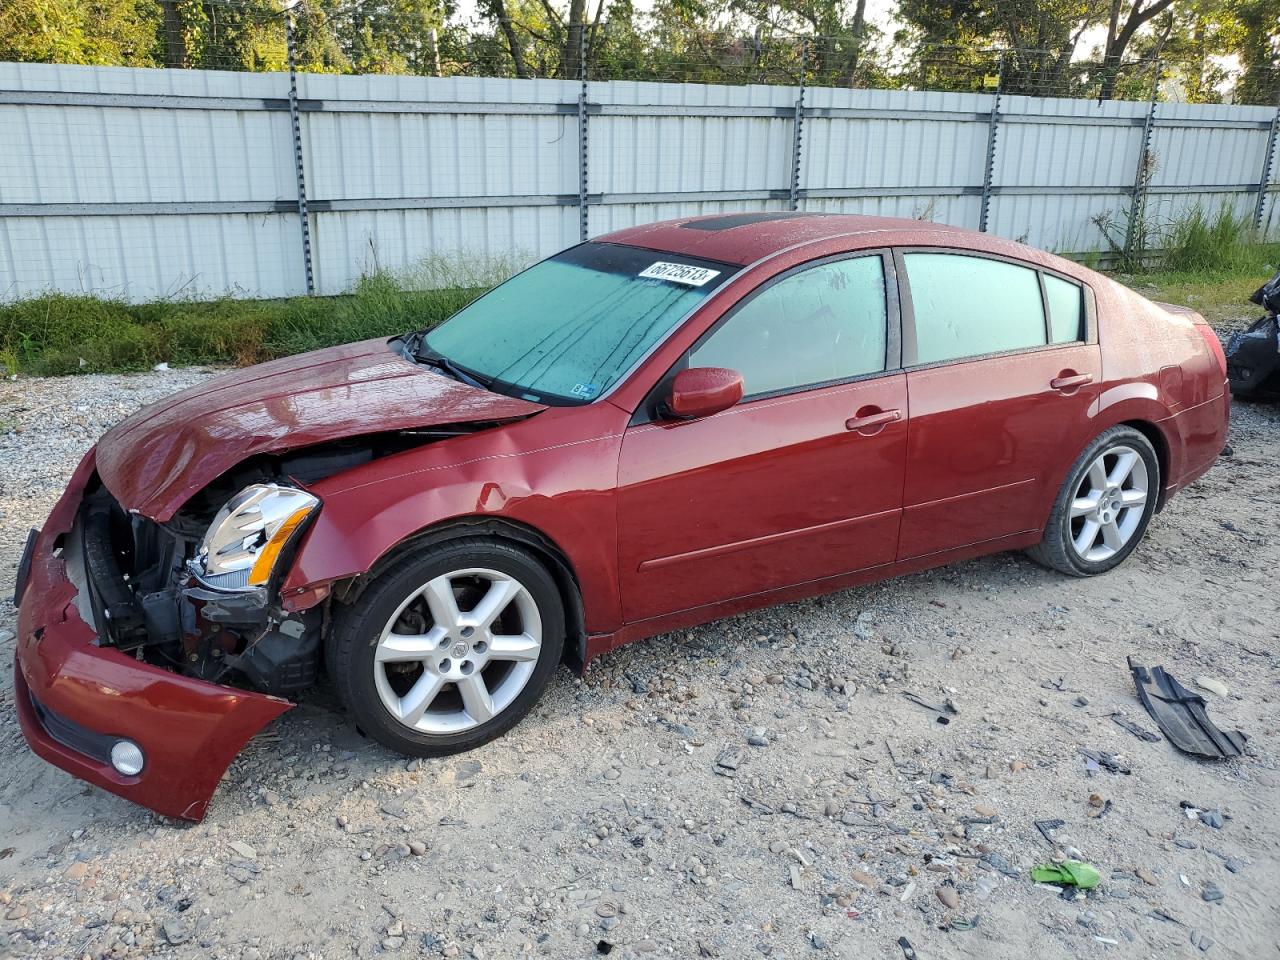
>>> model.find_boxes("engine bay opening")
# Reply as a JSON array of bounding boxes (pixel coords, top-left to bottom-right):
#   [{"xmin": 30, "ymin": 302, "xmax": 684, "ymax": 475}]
[{"xmin": 74, "ymin": 425, "xmax": 494, "ymax": 697}]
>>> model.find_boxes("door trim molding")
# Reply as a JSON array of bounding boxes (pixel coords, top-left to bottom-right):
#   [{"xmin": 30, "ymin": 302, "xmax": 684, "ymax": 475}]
[{"xmin": 637, "ymin": 506, "xmax": 900, "ymax": 571}]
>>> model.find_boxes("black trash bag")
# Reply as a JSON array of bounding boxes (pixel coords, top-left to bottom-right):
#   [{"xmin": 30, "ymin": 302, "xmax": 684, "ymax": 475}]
[
  {"xmin": 1226, "ymin": 314, "xmax": 1280, "ymax": 399},
  {"xmin": 1228, "ymin": 267, "xmax": 1280, "ymax": 399},
  {"xmin": 1248, "ymin": 266, "xmax": 1280, "ymax": 314}
]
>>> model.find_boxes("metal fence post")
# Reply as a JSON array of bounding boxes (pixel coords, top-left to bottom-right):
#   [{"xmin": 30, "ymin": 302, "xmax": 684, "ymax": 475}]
[
  {"xmin": 1253, "ymin": 93, "xmax": 1280, "ymax": 231},
  {"xmin": 1124, "ymin": 59, "xmax": 1161, "ymax": 264},
  {"xmin": 284, "ymin": 5, "xmax": 315, "ymax": 295},
  {"xmin": 577, "ymin": 24, "xmax": 590, "ymax": 242},
  {"xmin": 977, "ymin": 51, "xmax": 1004, "ymax": 233},
  {"xmin": 788, "ymin": 40, "xmax": 808, "ymax": 212}
]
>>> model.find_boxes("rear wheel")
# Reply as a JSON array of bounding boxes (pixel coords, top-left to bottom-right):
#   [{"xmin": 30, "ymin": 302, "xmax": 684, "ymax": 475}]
[
  {"xmin": 330, "ymin": 538, "xmax": 564, "ymax": 756},
  {"xmin": 1028, "ymin": 426, "xmax": 1160, "ymax": 577}
]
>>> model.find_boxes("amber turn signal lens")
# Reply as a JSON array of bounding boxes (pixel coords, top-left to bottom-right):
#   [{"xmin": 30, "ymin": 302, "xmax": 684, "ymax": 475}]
[{"xmin": 247, "ymin": 506, "xmax": 313, "ymax": 586}]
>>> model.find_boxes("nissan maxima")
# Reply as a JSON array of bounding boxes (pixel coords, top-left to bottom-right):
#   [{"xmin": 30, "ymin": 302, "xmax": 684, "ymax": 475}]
[{"xmin": 13, "ymin": 213, "xmax": 1228, "ymax": 820}]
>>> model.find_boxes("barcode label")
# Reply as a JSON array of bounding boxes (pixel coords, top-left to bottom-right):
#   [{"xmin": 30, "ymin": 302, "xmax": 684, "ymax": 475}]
[{"xmin": 638, "ymin": 262, "xmax": 721, "ymax": 287}]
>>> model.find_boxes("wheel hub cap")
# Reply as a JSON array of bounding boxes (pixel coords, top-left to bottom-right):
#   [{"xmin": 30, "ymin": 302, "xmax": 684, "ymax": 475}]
[
  {"xmin": 1068, "ymin": 446, "xmax": 1149, "ymax": 563},
  {"xmin": 372, "ymin": 568, "xmax": 543, "ymax": 735}
]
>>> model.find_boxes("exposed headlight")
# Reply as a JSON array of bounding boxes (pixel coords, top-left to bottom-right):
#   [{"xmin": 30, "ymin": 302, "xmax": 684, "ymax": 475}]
[{"xmin": 194, "ymin": 483, "xmax": 320, "ymax": 591}]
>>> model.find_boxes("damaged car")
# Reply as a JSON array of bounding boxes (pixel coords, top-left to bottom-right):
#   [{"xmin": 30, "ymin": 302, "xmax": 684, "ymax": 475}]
[{"xmin": 14, "ymin": 213, "xmax": 1229, "ymax": 820}]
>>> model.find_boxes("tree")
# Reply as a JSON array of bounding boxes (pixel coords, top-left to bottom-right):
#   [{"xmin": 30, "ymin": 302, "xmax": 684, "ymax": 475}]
[
  {"xmin": 1224, "ymin": 0, "xmax": 1278, "ymax": 104},
  {"xmin": 1097, "ymin": 0, "xmax": 1177, "ymax": 99},
  {"xmin": 0, "ymin": 0, "xmax": 159, "ymax": 65},
  {"xmin": 895, "ymin": 0, "xmax": 1107, "ymax": 94}
]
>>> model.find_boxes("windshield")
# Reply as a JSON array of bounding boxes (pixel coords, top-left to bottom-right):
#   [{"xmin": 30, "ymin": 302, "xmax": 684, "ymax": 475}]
[{"xmin": 422, "ymin": 242, "xmax": 737, "ymax": 404}]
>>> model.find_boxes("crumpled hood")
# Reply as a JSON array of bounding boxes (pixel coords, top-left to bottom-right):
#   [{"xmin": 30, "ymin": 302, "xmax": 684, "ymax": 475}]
[{"xmin": 96, "ymin": 339, "xmax": 545, "ymax": 521}]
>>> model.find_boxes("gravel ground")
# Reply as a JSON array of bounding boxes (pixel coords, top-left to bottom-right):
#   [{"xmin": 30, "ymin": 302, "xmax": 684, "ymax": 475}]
[{"xmin": 0, "ymin": 364, "xmax": 1277, "ymax": 960}]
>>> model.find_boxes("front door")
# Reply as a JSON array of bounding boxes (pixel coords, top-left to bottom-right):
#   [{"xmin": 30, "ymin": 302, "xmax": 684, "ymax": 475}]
[{"xmin": 616, "ymin": 252, "xmax": 909, "ymax": 624}]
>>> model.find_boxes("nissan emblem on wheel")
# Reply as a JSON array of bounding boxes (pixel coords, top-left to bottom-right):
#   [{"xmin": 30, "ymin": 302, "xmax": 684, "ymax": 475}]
[{"xmin": 13, "ymin": 214, "xmax": 1229, "ymax": 819}]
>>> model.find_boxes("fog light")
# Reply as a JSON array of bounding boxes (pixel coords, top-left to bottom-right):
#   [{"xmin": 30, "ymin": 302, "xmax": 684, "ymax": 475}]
[{"xmin": 110, "ymin": 740, "xmax": 145, "ymax": 776}]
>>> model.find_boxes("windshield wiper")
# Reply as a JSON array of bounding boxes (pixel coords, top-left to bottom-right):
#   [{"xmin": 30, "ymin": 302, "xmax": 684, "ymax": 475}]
[{"xmin": 411, "ymin": 337, "xmax": 491, "ymax": 391}]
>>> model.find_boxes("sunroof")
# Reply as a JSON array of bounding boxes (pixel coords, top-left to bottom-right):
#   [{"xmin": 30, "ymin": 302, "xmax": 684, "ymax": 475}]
[{"xmin": 679, "ymin": 212, "xmax": 823, "ymax": 231}]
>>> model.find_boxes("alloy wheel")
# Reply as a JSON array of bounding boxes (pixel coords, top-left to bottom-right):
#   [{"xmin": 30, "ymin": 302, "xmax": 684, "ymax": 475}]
[
  {"xmin": 1068, "ymin": 445, "xmax": 1149, "ymax": 563},
  {"xmin": 372, "ymin": 567, "xmax": 543, "ymax": 734}
]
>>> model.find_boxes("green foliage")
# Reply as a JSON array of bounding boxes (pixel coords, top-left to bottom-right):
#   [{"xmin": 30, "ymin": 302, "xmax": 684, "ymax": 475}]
[
  {"xmin": 0, "ymin": 0, "xmax": 1273, "ymax": 103},
  {"xmin": 0, "ymin": 271, "xmax": 494, "ymax": 377},
  {"xmin": 0, "ymin": 0, "xmax": 159, "ymax": 65},
  {"xmin": 1158, "ymin": 205, "xmax": 1277, "ymax": 275},
  {"xmin": 4, "ymin": 241, "xmax": 1276, "ymax": 378},
  {"xmin": 1121, "ymin": 270, "xmax": 1276, "ymax": 326}
]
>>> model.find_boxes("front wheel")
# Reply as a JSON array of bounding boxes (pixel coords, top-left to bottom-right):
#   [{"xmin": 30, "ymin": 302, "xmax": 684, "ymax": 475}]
[
  {"xmin": 329, "ymin": 538, "xmax": 565, "ymax": 756},
  {"xmin": 1028, "ymin": 426, "xmax": 1160, "ymax": 577}
]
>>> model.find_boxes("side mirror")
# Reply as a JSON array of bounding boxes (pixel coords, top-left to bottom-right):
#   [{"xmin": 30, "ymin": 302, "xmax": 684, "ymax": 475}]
[{"xmin": 666, "ymin": 367, "xmax": 744, "ymax": 419}]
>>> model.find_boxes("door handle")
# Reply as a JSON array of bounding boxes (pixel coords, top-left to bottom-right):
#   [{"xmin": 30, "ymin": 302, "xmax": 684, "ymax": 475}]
[
  {"xmin": 1050, "ymin": 373, "xmax": 1093, "ymax": 392},
  {"xmin": 845, "ymin": 407, "xmax": 901, "ymax": 434}
]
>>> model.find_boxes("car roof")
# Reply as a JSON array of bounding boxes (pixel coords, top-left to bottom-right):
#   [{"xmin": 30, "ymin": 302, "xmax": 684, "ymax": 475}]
[{"xmin": 594, "ymin": 212, "xmax": 976, "ymax": 267}]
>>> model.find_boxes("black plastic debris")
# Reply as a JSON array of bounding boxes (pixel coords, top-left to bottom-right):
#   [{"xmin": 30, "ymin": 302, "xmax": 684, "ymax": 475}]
[
  {"xmin": 1128, "ymin": 659, "xmax": 1248, "ymax": 759},
  {"xmin": 1079, "ymin": 748, "xmax": 1132, "ymax": 775},
  {"xmin": 1109, "ymin": 712, "xmax": 1161, "ymax": 743},
  {"xmin": 1035, "ymin": 819, "xmax": 1065, "ymax": 847},
  {"xmin": 901, "ymin": 690, "xmax": 958, "ymax": 725},
  {"xmin": 980, "ymin": 851, "xmax": 1019, "ymax": 878},
  {"xmin": 1227, "ymin": 315, "xmax": 1280, "ymax": 398},
  {"xmin": 897, "ymin": 937, "xmax": 919, "ymax": 960},
  {"xmin": 1227, "ymin": 266, "xmax": 1280, "ymax": 398}
]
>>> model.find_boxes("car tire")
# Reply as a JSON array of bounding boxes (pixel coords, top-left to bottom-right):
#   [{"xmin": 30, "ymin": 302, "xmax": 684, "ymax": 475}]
[
  {"xmin": 329, "ymin": 537, "xmax": 565, "ymax": 756},
  {"xmin": 1027, "ymin": 426, "xmax": 1160, "ymax": 577}
]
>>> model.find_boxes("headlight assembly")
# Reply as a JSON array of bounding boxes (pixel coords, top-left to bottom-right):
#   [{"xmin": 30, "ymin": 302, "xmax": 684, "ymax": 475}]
[{"xmin": 194, "ymin": 484, "xmax": 319, "ymax": 591}]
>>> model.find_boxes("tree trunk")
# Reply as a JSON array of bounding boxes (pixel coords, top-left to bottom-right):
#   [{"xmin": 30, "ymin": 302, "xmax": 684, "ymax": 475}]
[
  {"xmin": 562, "ymin": 0, "xmax": 588, "ymax": 79},
  {"xmin": 1098, "ymin": 0, "xmax": 1124, "ymax": 100},
  {"xmin": 485, "ymin": 0, "xmax": 529, "ymax": 78},
  {"xmin": 159, "ymin": 1, "xmax": 186, "ymax": 69},
  {"xmin": 1098, "ymin": 0, "xmax": 1176, "ymax": 100},
  {"xmin": 843, "ymin": 0, "xmax": 868, "ymax": 87}
]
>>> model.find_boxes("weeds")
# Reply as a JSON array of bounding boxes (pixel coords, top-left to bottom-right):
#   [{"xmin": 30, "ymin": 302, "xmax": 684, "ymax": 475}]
[
  {"xmin": 1088, "ymin": 203, "xmax": 1277, "ymax": 275},
  {"xmin": 1158, "ymin": 205, "xmax": 1275, "ymax": 275},
  {"xmin": 0, "ymin": 268, "xmax": 497, "ymax": 377},
  {"xmin": 2, "ymin": 227, "xmax": 1276, "ymax": 378}
]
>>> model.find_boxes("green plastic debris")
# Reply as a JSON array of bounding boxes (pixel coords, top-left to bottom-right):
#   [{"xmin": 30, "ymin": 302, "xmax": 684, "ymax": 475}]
[{"xmin": 1031, "ymin": 860, "xmax": 1101, "ymax": 889}]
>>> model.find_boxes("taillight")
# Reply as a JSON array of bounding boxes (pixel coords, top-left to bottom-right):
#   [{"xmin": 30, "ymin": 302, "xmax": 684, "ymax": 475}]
[{"xmin": 1195, "ymin": 323, "xmax": 1227, "ymax": 378}]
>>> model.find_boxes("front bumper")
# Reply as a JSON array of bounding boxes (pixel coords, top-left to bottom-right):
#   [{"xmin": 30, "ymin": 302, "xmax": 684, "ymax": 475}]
[{"xmin": 14, "ymin": 450, "xmax": 291, "ymax": 822}]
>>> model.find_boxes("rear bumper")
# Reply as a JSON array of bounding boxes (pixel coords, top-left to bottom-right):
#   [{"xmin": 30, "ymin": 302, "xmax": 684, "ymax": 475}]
[
  {"xmin": 14, "ymin": 450, "xmax": 291, "ymax": 822},
  {"xmin": 1160, "ymin": 387, "xmax": 1230, "ymax": 503}
]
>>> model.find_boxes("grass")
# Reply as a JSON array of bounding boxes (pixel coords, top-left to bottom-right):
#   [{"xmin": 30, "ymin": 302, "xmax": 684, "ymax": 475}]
[
  {"xmin": 1111, "ymin": 206, "xmax": 1279, "ymax": 328},
  {"xmin": 1157, "ymin": 206, "xmax": 1275, "ymax": 275},
  {"xmin": 0, "ymin": 271, "xmax": 496, "ymax": 377},
  {"xmin": 1, "ymin": 219, "xmax": 1276, "ymax": 377}
]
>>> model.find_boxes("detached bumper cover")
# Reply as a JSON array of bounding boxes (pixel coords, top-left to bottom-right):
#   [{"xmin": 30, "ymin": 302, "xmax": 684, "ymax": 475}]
[{"xmin": 14, "ymin": 450, "xmax": 291, "ymax": 822}]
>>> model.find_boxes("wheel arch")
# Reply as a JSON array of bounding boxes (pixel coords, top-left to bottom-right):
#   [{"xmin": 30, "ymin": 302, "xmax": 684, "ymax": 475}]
[
  {"xmin": 1119, "ymin": 418, "xmax": 1171, "ymax": 511},
  {"xmin": 328, "ymin": 516, "xmax": 589, "ymax": 674}
]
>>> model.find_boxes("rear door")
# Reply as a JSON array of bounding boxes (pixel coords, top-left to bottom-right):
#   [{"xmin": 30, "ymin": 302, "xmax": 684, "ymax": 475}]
[
  {"xmin": 616, "ymin": 251, "xmax": 908, "ymax": 623},
  {"xmin": 895, "ymin": 250, "xmax": 1101, "ymax": 560}
]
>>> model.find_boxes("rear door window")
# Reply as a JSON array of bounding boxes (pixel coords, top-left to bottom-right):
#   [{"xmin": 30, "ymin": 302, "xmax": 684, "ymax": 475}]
[
  {"xmin": 689, "ymin": 255, "xmax": 888, "ymax": 398},
  {"xmin": 1044, "ymin": 274, "xmax": 1085, "ymax": 344},
  {"xmin": 903, "ymin": 253, "xmax": 1046, "ymax": 364}
]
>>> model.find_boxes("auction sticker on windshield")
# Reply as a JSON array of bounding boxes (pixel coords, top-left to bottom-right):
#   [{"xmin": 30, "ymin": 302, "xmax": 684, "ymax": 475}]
[{"xmin": 639, "ymin": 262, "xmax": 721, "ymax": 286}]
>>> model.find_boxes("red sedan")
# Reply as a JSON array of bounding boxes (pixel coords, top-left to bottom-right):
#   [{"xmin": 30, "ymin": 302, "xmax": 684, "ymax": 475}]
[{"xmin": 14, "ymin": 214, "xmax": 1228, "ymax": 820}]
